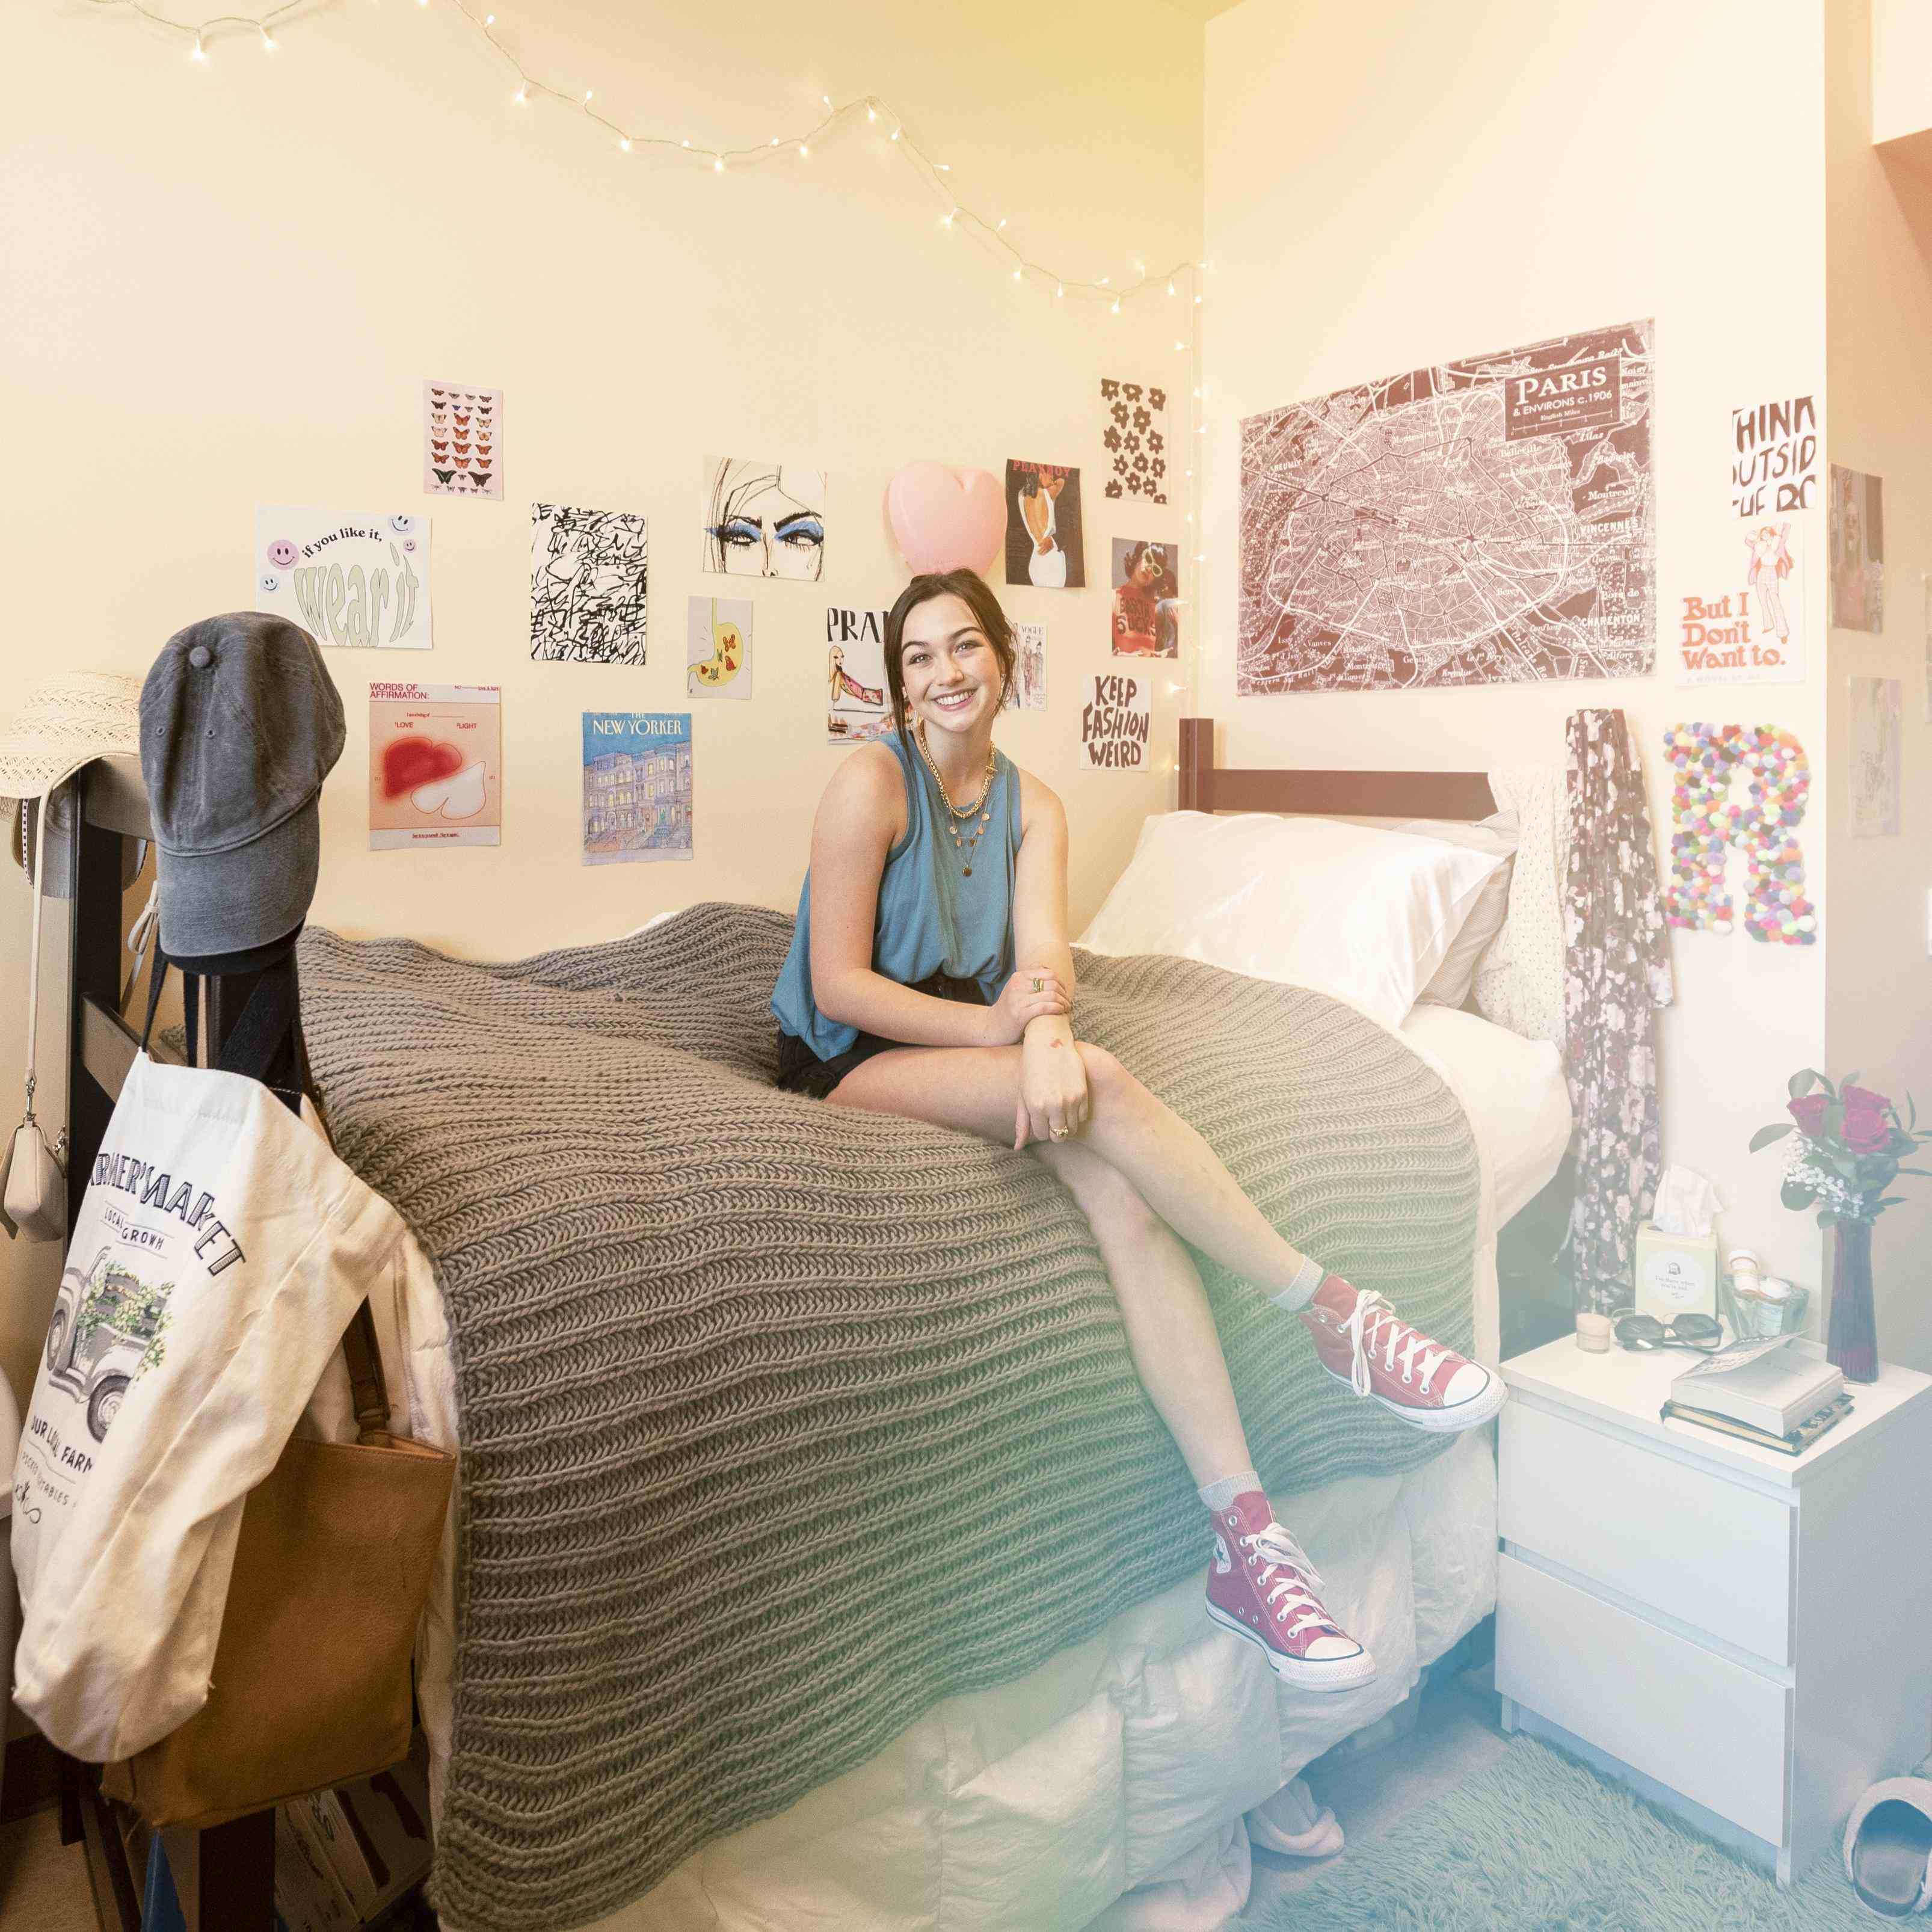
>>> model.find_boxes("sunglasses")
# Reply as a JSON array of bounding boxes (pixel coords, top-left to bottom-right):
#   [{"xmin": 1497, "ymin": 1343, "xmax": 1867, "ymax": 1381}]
[{"xmin": 1614, "ymin": 1311, "xmax": 1723, "ymax": 1353}]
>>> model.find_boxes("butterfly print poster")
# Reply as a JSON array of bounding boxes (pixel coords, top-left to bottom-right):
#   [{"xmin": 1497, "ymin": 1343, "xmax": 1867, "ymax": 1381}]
[
  {"xmin": 1100, "ymin": 377, "xmax": 1168, "ymax": 505},
  {"xmin": 424, "ymin": 381, "xmax": 502, "ymax": 499}
]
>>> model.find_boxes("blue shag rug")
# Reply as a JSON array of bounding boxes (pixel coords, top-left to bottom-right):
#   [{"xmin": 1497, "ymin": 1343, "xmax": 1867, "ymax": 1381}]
[{"xmin": 1240, "ymin": 1736, "xmax": 1877, "ymax": 1931}]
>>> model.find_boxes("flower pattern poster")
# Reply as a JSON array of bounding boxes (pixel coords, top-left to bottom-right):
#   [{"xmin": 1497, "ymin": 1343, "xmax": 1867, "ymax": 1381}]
[{"xmin": 1101, "ymin": 377, "xmax": 1168, "ymax": 505}]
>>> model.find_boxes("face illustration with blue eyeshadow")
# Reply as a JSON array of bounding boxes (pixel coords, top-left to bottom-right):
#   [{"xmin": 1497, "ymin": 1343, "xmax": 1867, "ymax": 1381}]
[{"xmin": 703, "ymin": 458, "xmax": 826, "ymax": 580}]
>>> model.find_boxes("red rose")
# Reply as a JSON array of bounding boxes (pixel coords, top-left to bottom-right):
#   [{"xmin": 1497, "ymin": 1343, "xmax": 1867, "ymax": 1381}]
[
  {"xmin": 1842, "ymin": 1086, "xmax": 1893, "ymax": 1154},
  {"xmin": 1787, "ymin": 1093, "xmax": 1829, "ymax": 1137}
]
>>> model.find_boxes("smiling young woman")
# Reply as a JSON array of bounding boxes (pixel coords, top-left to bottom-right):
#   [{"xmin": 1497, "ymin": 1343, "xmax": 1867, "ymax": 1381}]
[{"xmin": 768, "ymin": 567, "xmax": 1504, "ymax": 1691}]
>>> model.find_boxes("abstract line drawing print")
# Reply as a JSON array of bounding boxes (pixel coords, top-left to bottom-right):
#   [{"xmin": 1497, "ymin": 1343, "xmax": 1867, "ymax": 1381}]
[
  {"xmin": 530, "ymin": 504, "xmax": 648, "ymax": 665},
  {"xmin": 702, "ymin": 457, "xmax": 826, "ymax": 580},
  {"xmin": 424, "ymin": 381, "xmax": 502, "ymax": 499},
  {"xmin": 1101, "ymin": 377, "xmax": 1168, "ymax": 505},
  {"xmin": 1238, "ymin": 318, "xmax": 1656, "ymax": 694}
]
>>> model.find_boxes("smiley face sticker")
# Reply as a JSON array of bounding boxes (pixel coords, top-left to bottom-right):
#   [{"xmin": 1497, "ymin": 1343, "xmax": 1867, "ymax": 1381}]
[
  {"xmin": 259, "ymin": 573, "xmax": 280, "ymax": 594},
  {"xmin": 266, "ymin": 538, "xmax": 298, "ymax": 569}
]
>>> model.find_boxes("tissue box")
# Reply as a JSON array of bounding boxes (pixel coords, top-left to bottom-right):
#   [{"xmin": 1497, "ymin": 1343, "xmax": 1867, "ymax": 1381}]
[{"xmin": 1632, "ymin": 1223, "xmax": 1719, "ymax": 1323}]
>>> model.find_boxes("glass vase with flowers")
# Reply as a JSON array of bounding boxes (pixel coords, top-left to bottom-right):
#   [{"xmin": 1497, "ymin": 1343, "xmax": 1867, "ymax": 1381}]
[{"xmin": 1750, "ymin": 1072, "xmax": 1932, "ymax": 1382}]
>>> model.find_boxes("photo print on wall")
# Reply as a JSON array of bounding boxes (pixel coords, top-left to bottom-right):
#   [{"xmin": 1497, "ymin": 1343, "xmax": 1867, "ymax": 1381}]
[
  {"xmin": 256, "ymin": 507, "xmax": 431, "ymax": 650},
  {"xmin": 1848, "ymin": 676, "xmax": 1902, "ymax": 837},
  {"xmin": 1002, "ymin": 621, "xmax": 1047, "ymax": 711},
  {"xmin": 703, "ymin": 457, "xmax": 826, "ymax": 579},
  {"xmin": 687, "ymin": 596, "xmax": 751, "ymax": 698},
  {"xmin": 368, "ymin": 683, "xmax": 500, "ymax": 849},
  {"xmin": 1004, "ymin": 461, "xmax": 1085, "ymax": 589},
  {"xmin": 826, "ymin": 607, "xmax": 893, "ymax": 744},
  {"xmin": 582, "ymin": 712, "xmax": 693, "ymax": 865},
  {"xmin": 530, "ymin": 504, "xmax": 648, "ymax": 666},
  {"xmin": 1081, "ymin": 672, "xmax": 1150, "ymax": 770},
  {"xmin": 423, "ymin": 381, "xmax": 501, "ymax": 499},
  {"xmin": 1237, "ymin": 318, "xmax": 1656, "ymax": 693},
  {"xmin": 1100, "ymin": 377, "xmax": 1168, "ymax": 504},
  {"xmin": 1110, "ymin": 540, "xmax": 1180, "ymax": 658},
  {"xmin": 1829, "ymin": 464, "xmax": 1884, "ymax": 633}
]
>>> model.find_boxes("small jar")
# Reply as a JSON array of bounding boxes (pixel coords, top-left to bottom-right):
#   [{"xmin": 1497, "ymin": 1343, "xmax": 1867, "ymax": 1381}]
[
  {"xmin": 1727, "ymin": 1248, "xmax": 1763, "ymax": 1297},
  {"xmin": 1575, "ymin": 1309, "xmax": 1614, "ymax": 1353}
]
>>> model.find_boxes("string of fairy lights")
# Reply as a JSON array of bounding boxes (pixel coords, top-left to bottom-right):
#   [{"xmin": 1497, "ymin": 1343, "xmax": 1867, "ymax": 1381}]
[{"xmin": 85, "ymin": 0, "xmax": 1214, "ymax": 719}]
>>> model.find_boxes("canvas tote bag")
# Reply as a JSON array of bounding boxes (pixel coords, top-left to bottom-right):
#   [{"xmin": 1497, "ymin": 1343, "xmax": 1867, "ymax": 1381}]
[
  {"xmin": 102, "ymin": 1291, "xmax": 454, "ymax": 1828},
  {"xmin": 11, "ymin": 962, "xmax": 417, "ymax": 1768}
]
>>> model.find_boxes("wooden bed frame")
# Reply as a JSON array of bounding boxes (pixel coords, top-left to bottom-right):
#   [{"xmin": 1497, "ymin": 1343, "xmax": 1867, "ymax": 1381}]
[
  {"xmin": 20, "ymin": 727, "xmax": 1528, "ymax": 1930},
  {"xmin": 1177, "ymin": 716, "xmax": 1497, "ymax": 820}
]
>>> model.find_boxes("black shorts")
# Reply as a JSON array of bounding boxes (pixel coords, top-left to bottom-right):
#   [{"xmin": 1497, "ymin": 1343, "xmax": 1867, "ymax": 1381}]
[{"xmin": 775, "ymin": 972, "xmax": 989, "ymax": 1100}]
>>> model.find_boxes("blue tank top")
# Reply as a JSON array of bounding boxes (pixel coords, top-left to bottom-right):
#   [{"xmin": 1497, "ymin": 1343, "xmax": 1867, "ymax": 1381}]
[{"xmin": 771, "ymin": 728, "xmax": 1022, "ymax": 1059}]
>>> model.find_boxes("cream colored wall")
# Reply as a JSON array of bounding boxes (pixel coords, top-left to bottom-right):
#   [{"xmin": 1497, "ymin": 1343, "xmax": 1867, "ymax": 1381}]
[
  {"xmin": 1201, "ymin": 0, "xmax": 1833, "ymax": 1302},
  {"xmin": 0, "ymin": 0, "xmax": 1204, "ymax": 1412},
  {"xmin": 1872, "ymin": 0, "xmax": 1932, "ymax": 143},
  {"xmin": 1825, "ymin": 0, "xmax": 1932, "ymax": 1371}
]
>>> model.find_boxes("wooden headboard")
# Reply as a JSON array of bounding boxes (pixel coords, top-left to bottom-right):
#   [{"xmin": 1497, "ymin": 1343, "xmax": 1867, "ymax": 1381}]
[{"xmin": 1178, "ymin": 718, "xmax": 1495, "ymax": 820}]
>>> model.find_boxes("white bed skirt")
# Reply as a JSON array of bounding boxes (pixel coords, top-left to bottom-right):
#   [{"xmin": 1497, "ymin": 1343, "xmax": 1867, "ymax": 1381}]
[{"xmin": 299, "ymin": 1004, "xmax": 1561, "ymax": 1932}]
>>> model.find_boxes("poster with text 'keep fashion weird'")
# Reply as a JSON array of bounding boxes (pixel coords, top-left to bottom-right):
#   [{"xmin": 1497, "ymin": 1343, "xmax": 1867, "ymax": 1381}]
[
  {"xmin": 369, "ymin": 684, "xmax": 500, "ymax": 849},
  {"xmin": 256, "ymin": 507, "xmax": 432, "ymax": 649}
]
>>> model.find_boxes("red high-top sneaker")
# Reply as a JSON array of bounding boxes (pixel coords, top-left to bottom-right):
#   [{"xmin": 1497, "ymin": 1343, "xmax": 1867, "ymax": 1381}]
[
  {"xmin": 1204, "ymin": 1489, "xmax": 1376, "ymax": 1692},
  {"xmin": 1300, "ymin": 1276, "xmax": 1506, "ymax": 1432}
]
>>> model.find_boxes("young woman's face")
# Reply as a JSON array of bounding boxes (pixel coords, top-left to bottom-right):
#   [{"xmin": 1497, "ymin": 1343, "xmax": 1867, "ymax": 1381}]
[
  {"xmin": 1131, "ymin": 549, "xmax": 1160, "ymax": 588},
  {"xmin": 899, "ymin": 594, "xmax": 1001, "ymax": 738}
]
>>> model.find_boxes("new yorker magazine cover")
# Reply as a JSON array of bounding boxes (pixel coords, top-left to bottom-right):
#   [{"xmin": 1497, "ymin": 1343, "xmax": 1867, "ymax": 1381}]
[{"xmin": 582, "ymin": 712, "xmax": 693, "ymax": 864}]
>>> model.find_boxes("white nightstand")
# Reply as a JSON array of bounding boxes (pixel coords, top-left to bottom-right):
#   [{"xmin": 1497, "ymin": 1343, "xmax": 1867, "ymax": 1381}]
[{"xmin": 1495, "ymin": 1335, "xmax": 1932, "ymax": 1885}]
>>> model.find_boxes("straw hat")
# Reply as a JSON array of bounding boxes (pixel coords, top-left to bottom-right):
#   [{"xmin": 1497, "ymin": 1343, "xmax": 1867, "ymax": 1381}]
[{"xmin": 0, "ymin": 672, "xmax": 146, "ymax": 872}]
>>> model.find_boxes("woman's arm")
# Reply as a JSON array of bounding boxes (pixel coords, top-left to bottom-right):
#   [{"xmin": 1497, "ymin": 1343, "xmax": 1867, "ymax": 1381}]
[
  {"xmin": 808, "ymin": 748, "xmax": 1067, "ymax": 1046},
  {"xmin": 1010, "ymin": 774, "xmax": 1091, "ymax": 1145}
]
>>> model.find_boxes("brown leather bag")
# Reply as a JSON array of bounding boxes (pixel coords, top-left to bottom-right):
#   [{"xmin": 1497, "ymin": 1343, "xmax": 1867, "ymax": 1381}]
[{"xmin": 102, "ymin": 1300, "xmax": 454, "ymax": 1829}]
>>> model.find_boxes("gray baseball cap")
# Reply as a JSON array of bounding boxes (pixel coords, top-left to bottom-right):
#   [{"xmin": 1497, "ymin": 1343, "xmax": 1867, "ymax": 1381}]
[{"xmin": 140, "ymin": 612, "xmax": 345, "ymax": 958}]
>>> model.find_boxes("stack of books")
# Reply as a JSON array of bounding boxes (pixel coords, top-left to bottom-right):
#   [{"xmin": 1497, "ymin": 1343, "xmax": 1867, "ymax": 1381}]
[{"xmin": 1664, "ymin": 1338, "xmax": 1851, "ymax": 1455}]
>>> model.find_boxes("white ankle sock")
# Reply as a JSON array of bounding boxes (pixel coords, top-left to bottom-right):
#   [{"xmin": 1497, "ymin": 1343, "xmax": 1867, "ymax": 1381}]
[
  {"xmin": 1198, "ymin": 1468, "xmax": 1264, "ymax": 1513},
  {"xmin": 1270, "ymin": 1254, "xmax": 1327, "ymax": 1313}
]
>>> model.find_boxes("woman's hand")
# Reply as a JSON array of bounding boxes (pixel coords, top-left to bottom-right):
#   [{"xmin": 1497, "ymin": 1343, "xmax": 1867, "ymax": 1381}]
[
  {"xmin": 1014, "ymin": 1031, "xmax": 1091, "ymax": 1150},
  {"xmin": 982, "ymin": 967, "xmax": 1071, "ymax": 1045}
]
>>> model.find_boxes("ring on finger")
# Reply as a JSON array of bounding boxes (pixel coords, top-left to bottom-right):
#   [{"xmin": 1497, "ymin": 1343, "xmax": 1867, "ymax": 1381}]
[{"xmin": 1032, "ymin": 976, "xmax": 1044, "ymax": 993}]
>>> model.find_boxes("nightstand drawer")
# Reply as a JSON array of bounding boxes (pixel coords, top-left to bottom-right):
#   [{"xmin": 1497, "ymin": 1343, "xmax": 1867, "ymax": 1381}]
[
  {"xmin": 1497, "ymin": 1553, "xmax": 1790, "ymax": 1844},
  {"xmin": 1500, "ymin": 1400, "xmax": 1793, "ymax": 1663}
]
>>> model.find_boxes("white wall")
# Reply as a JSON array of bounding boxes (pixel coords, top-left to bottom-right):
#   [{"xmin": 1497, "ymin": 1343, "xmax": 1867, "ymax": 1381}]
[
  {"xmin": 1202, "ymin": 0, "xmax": 1833, "ymax": 1302},
  {"xmin": 1825, "ymin": 0, "xmax": 1932, "ymax": 1371},
  {"xmin": 0, "ymin": 0, "xmax": 1204, "ymax": 1412}
]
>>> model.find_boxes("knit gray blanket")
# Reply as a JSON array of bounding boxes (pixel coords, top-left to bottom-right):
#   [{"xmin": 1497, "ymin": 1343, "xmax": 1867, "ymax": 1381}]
[{"xmin": 297, "ymin": 903, "xmax": 1478, "ymax": 1932}]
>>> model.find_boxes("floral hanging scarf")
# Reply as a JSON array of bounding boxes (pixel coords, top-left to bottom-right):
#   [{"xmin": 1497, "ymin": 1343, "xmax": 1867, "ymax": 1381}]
[{"xmin": 1561, "ymin": 709, "xmax": 1675, "ymax": 1314}]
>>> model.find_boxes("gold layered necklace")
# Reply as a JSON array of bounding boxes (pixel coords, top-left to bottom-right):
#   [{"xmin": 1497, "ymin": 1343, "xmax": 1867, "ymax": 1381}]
[{"xmin": 913, "ymin": 719, "xmax": 997, "ymax": 876}]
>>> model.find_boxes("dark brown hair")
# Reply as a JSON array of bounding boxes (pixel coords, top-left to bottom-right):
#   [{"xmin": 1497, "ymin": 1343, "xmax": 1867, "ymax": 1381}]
[{"xmin": 882, "ymin": 570, "xmax": 1016, "ymax": 738}]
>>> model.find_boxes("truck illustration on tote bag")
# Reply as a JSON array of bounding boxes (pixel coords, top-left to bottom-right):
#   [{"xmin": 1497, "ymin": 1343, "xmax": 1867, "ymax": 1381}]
[{"xmin": 43, "ymin": 1248, "xmax": 173, "ymax": 1444}]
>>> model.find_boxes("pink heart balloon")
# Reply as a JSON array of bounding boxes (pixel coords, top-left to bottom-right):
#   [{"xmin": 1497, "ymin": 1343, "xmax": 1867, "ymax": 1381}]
[{"xmin": 887, "ymin": 463, "xmax": 1008, "ymax": 576}]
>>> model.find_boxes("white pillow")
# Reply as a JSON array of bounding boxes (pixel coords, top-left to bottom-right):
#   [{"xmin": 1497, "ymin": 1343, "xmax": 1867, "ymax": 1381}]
[
  {"xmin": 1389, "ymin": 814, "xmax": 1519, "ymax": 1009},
  {"xmin": 1075, "ymin": 812, "xmax": 1509, "ymax": 1032}
]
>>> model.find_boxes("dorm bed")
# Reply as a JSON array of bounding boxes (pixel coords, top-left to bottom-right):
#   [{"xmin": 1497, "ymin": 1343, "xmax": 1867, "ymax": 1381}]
[{"xmin": 47, "ymin": 720, "xmax": 1572, "ymax": 1932}]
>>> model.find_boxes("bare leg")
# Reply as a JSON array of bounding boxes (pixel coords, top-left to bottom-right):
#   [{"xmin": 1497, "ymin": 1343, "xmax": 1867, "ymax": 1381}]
[
  {"xmin": 1032, "ymin": 1138, "xmax": 1255, "ymax": 1486},
  {"xmin": 826, "ymin": 1041, "xmax": 1317, "ymax": 1300}
]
